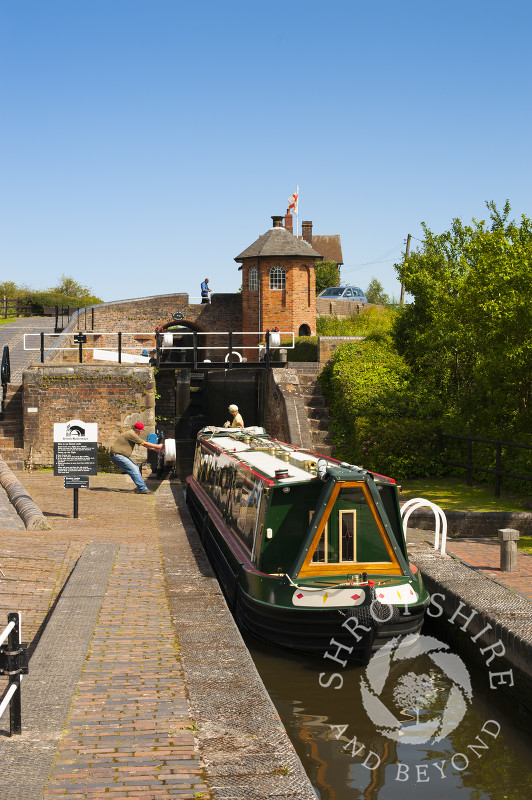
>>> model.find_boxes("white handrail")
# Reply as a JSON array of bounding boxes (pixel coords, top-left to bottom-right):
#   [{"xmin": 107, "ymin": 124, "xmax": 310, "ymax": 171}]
[
  {"xmin": 401, "ymin": 497, "xmax": 447, "ymax": 555},
  {"xmin": 0, "ymin": 620, "xmax": 15, "ymax": 648},
  {"xmin": 0, "ymin": 682, "xmax": 19, "ymax": 719},
  {"xmin": 24, "ymin": 330, "xmax": 296, "ymax": 352}
]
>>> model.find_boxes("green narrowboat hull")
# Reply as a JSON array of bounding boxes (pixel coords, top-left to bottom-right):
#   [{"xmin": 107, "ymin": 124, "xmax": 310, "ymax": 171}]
[{"xmin": 186, "ymin": 470, "xmax": 428, "ymax": 663}]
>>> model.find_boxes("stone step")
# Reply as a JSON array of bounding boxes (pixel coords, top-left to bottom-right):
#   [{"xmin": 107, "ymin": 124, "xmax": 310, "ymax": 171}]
[
  {"xmin": 311, "ymin": 443, "xmax": 335, "ymax": 458},
  {"xmin": 0, "ymin": 436, "xmax": 24, "ymax": 448},
  {"xmin": 309, "ymin": 418, "xmax": 330, "ymax": 433},
  {"xmin": 0, "ymin": 446, "xmax": 25, "ymax": 470},
  {"xmin": 0, "ymin": 418, "xmax": 23, "ymax": 430},
  {"xmin": 311, "ymin": 429, "xmax": 334, "ymax": 444},
  {"xmin": 299, "ymin": 383, "xmax": 323, "ymax": 395},
  {"xmin": 303, "ymin": 397, "xmax": 327, "ymax": 411},
  {"xmin": 306, "ymin": 406, "xmax": 328, "ymax": 420}
]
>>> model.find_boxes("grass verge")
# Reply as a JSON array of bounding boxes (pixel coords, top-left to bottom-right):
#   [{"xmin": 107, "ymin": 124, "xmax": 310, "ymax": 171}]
[{"xmin": 400, "ymin": 477, "xmax": 532, "ymax": 554}]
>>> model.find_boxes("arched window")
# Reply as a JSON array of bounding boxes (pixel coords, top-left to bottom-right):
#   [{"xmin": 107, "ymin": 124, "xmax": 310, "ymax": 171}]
[
  {"xmin": 269, "ymin": 265, "xmax": 286, "ymax": 290},
  {"xmin": 298, "ymin": 324, "xmax": 311, "ymax": 336},
  {"xmin": 248, "ymin": 267, "xmax": 258, "ymax": 291}
]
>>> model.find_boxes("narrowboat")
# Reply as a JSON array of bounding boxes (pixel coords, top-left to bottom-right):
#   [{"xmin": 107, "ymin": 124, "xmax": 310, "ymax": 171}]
[{"xmin": 186, "ymin": 427, "xmax": 429, "ymax": 662}]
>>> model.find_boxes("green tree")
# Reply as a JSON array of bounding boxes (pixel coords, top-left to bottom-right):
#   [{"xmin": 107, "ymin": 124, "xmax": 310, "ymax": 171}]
[
  {"xmin": 315, "ymin": 260, "xmax": 340, "ymax": 295},
  {"xmin": 51, "ymin": 274, "xmax": 93, "ymax": 298},
  {"xmin": 0, "ymin": 281, "xmax": 19, "ymax": 298},
  {"xmin": 393, "ymin": 201, "xmax": 532, "ymax": 435},
  {"xmin": 365, "ymin": 277, "xmax": 390, "ymax": 305}
]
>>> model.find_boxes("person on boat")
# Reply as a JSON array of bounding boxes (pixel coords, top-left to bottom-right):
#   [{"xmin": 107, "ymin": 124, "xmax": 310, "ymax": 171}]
[
  {"xmin": 224, "ymin": 404, "xmax": 244, "ymax": 429},
  {"xmin": 110, "ymin": 422, "xmax": 164, "ymax": 494}
]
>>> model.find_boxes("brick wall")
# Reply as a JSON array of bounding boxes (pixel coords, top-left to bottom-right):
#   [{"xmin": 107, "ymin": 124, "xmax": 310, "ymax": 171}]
[
  {"xmin": 23, "ymin": 365, "xmax": 157, "ymax": 466},
  {"xmin": 47, "ymin": 294, "xmax": 243, "ymax": 365},
  {"xmin": 316, "ymin": 297, "xmax": 370, "ymax": 318},
  {"xmin": 241, "ymin": 258, "xmax": 316, "ymax": 343}
]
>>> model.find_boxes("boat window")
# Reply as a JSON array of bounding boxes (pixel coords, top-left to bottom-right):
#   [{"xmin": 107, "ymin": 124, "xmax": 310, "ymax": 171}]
[
  {"xmin": 236, "ymin": 479, "xmax": 261, "ymax": 549},
  {"xmin": 340, "ymin": 510, "xmax": 355, "ymax": 561},
  {"xmin": 301, "ymin": 483, "xmax": 398, "ymax": 574},
  {"xmin": 310, "ymin": 512, "xmax": 330, "ymax": 563}
]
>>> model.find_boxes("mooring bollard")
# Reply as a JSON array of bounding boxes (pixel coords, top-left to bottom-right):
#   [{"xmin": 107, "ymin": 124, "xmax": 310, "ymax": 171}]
[{"xmin": 498, "ymin": 528, "xmax": 520, "ymax": 572}]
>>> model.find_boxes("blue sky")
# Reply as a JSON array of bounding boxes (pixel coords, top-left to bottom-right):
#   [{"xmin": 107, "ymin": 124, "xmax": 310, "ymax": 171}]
[{"xmin": 1, "ymin": 0, "xmax": 531, "ymax": 303}]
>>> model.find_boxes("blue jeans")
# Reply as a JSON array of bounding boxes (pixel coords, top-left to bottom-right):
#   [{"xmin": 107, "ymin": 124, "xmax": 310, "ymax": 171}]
[{"xmin": 110, "ymin": 453, "xmax": 148, "ymax": 491}]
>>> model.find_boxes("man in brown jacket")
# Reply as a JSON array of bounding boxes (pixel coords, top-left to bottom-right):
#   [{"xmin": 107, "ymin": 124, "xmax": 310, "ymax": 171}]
[{"xmin": 110, "ymin": 422, "xmax": 163, "ymax": 494}]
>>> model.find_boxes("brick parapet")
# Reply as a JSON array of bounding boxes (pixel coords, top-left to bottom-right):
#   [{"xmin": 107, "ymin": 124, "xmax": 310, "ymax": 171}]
[
  {"xmin": 22, "ymin": 364, "xmax": 157, "ymax": 466},
  {"xmin": 316, "ymin": 297, "xmax": 371, "ymax": 318},
  {"xmin": 46, "ymin": 294, "xmax": 243, "ymax": 365}
]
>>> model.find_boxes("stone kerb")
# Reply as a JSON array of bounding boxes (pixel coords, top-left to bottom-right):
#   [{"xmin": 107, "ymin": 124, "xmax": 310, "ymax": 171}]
[
  {"xmin": 22, "ymin": 364, "xmax": 157, "ymax": 467},
  {"xmin": 405, "ymin": 508, "xmax": 532, "ymax": 538}
]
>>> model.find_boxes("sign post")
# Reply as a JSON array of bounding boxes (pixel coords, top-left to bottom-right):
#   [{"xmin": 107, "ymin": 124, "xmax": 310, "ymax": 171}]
[{"xmin": 53, "ymin": 420, "xmax": 98, "ymax": 518}]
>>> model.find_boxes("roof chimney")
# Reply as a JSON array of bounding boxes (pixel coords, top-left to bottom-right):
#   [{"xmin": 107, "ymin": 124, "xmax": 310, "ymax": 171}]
[
  {"xmin": 302, "ymin": 220, "xmax": 313, "ymax": 244},
  {"xmin": 284, "ymin": 209, "xmax": 293, "ymax": 234},
  {"xmin": 271, "ymin": 215, "xmax": 284, "ymax": 228}
]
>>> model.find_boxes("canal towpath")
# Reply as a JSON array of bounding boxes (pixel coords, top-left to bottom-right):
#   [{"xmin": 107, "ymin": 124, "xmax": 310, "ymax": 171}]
[{"xmin": 0, "ymin": 465, "xmax": 317, "ymax": 800}]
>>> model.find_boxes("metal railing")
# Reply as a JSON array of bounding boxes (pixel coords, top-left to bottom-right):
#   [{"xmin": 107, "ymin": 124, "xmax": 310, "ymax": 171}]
[
  {"xmin": 1, "ymin": 345, "xmax": 10, "ymax": 421},
  {"xmin": 0, "ymin": 613, "xmax": 28, "ymax": 736},
  {"xmin": 24, "ymin": 329, "xmax": 295, "ymax": 367},
  {"xmin": 437, "ymin": 430, "xmax": 532, "ymax": 497},
  {"xmin": 401, "ymin": 498, "xmax": 447, "ymax": 555}
]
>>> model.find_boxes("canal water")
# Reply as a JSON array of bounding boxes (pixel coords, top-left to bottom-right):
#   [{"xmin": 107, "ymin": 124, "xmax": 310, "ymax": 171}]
[{"xmin": 246, "ymin": 621, "xmax": 532, "ymax": 800}]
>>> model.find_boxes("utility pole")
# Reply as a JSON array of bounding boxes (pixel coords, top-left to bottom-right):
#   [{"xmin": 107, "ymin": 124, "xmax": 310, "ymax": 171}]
[{"xmin": 400, "ymin": 233, "xmax": 411, "ymax": 305}]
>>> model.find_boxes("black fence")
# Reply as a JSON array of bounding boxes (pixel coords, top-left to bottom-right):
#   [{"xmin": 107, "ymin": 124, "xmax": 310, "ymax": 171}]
[
  {"xmin": 0, "ymin": 613, "xmax": 29, "ymax": 736},
  {"xmin": 437, "ymin": 430, "xmax": 532, "ymax": 497},
  {"xmin": 0, "ymin": 345, "xmax": 10, "ymax": 420}
]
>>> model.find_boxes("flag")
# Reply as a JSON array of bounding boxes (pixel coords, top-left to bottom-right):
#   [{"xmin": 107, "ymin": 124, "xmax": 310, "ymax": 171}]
[{"xmin": 288, "ymin": 187, "xmax": 299, "ymax": 214}]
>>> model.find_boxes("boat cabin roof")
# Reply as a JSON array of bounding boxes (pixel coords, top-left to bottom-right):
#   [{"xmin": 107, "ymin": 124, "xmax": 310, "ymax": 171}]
[{"xmin": 197, "ymin": 427, "xmax": 394, "ymax": 487}]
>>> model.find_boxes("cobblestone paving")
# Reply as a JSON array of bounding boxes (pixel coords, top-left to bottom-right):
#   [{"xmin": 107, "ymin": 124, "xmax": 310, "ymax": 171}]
[{"xmin": 446, "ymin": 538, "xmax": 532, "ymax": 601}]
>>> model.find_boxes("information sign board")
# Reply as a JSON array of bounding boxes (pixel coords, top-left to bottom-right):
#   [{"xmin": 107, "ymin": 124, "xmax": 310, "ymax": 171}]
[
  {"xmin": 64, "ymin": 476, "xmax": 90, "ymax": 489},
  {"xmin": 53, "ymin": 420, "xmax": 98, "ymax": 477}
]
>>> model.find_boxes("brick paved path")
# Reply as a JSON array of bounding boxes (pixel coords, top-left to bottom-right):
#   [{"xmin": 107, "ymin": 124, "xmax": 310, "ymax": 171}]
[
  {"xmin": 446, "ymin": 538, "xmax": 532, "ymax": 601},
  {"xmin": 0, "ymin": 473, "xmax": 209, "ymax": 799}
]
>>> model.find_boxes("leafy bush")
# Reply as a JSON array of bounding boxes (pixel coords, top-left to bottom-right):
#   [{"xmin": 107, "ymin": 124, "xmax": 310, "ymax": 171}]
[
  {"xmin": 317, "ymin": 306, "xmax": 396, "ymax": 337},
  {"xmin": 270, "ymin": 336, "xmax": 318, "ymax": 362},
  {"xmin": 290, "ymin": 336, "xmax": 318, "ymax": 362},
  {"xmin": 25, "ymin": 291, "xmax": 101, "ymax": 315},
  {"xmin": 320, "ymin": 338, "xmax": 443, "ymax": 479}
]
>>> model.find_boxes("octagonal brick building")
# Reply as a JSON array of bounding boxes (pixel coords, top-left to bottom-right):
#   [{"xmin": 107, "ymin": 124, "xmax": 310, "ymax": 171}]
[{"xmin": 235, "ymin": 215, "xmax": 322, "ymax": 344}]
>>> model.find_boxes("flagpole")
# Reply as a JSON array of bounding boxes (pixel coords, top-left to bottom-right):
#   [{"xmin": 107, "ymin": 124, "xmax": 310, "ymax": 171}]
[{"xmin": 296, "ymin": 185, "xmax": 299, "ymax": 237}]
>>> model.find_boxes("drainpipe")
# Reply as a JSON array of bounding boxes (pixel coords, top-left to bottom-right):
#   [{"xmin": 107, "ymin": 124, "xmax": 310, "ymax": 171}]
[{"xmin": 258, "ymin": 257, "xmax": 261, "ymax": 339}]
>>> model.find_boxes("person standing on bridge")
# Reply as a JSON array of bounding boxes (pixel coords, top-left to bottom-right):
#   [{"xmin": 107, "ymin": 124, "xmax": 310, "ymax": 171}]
[
  {"xmin": 200, "ymin": 278, "xmax": 212, "ymax": 304},
  {"xmin": 224, "ymin": 404, "xmax": 244, "ymax": 429},
  {"xmin": 110, "ymin": 422, "xmax": 163, "ymax": 494}
]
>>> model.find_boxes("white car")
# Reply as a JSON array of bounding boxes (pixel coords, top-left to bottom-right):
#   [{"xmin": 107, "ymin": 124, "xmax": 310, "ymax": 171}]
[{"xmin": 317, "ymin": 286, "xmax": 368, "ymax": 303}]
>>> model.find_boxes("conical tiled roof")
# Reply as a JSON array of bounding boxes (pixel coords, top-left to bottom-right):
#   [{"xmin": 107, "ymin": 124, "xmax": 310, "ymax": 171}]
[{"xmin": 235, "ymin": 225, "xmax": 323, "ymax": 261}]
